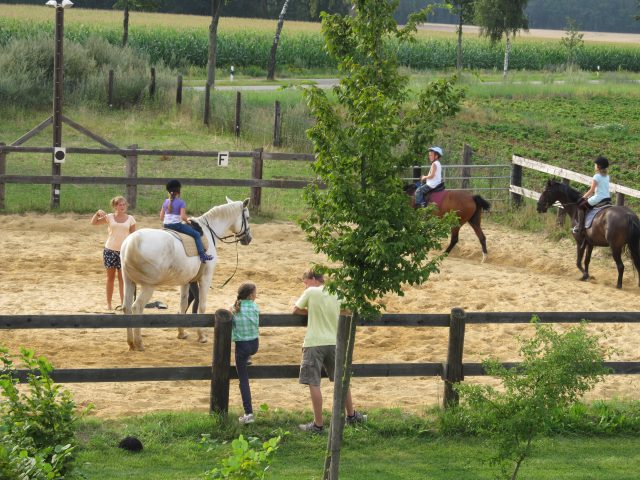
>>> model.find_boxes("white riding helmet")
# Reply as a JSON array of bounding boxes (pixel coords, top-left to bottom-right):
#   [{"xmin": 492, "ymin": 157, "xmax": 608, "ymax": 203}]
[{"xmin": 428, "ymin": 146, "xmax": 443, "ymax": 157}]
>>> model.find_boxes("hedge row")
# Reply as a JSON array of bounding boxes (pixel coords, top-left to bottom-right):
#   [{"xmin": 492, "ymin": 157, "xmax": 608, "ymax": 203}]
[{"xmin": 3, "ymin": 19, "xmax": 640, "ymax": 72}]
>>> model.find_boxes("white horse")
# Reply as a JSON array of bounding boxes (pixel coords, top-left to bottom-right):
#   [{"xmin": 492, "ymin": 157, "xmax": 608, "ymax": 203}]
[{"xmin": 120, "ymin": 197, "xmax": 252, "ymax": 351}]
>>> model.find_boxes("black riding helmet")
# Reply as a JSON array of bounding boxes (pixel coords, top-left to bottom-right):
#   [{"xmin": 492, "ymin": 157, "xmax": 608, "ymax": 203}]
[
  {"xmin": 166, "ymin": 179, "xmax": 181, "ymax": 193},
  {"xmin": 595, "ymin": 156, "xmax": 609, "ymax": 170}
]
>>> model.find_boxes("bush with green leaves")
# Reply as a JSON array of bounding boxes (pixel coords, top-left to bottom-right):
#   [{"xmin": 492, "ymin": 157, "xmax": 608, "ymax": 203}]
[
  {"xmin": 202, "ymin": 433, "xmax": 285, "ymax": 480},
  {"xmin": 0, "ymin": 346, "xmax": 86, "ymax": 479},
  {"xmin": 0, "ymin": 33, "xmax": 172, "ymax": 109},
  {"xmin": 441, "ymin": 320, "xmax": 611, "ymax": 480}
]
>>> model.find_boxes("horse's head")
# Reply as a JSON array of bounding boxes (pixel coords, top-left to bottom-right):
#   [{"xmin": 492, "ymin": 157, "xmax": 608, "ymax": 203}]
[
  {"xmin": 227, "ymin": 197, "xmax": 252, "ymax": 245},
  {"xmin": 536, "ymin": 180, "xmax": 561, "ymax": 213}
]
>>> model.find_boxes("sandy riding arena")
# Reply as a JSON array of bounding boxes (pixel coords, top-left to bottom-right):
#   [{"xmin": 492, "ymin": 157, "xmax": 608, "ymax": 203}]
[{"xmin": 2, "ymin": 214, "xmax": 639, "ymax": 418}]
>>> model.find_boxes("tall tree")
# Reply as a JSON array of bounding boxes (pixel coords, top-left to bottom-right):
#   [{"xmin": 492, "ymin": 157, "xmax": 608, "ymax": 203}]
[
  {"xmin": 445, "ymin": 0, "xmax": 476, "ymax": 71},
  {"xmin": 266, "ymin": 0, "xmax": 291, "ymax": 81},
  {"xmin": 474, "ymin": 0, "xmax": 529, "ymax": 79},
  {"xmin": 204, "ymin": 0, "xmax": 224, "ymax": 125},
  {"xmin": 301, "ymin": 1, "xmax": 463, "ymax": 477},
  {"xmin": 112, "ymin": 0, "xmax": 158, "ymax": 47}
]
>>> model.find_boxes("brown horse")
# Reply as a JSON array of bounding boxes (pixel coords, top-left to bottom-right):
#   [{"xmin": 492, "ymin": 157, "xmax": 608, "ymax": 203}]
[
  {"xmin": 536, "ymin": 179, "xmax": 640, "ymax": 289},
  {"xmin": 404, "ymin": 183, "xmax": 491, "ymax": 261}
]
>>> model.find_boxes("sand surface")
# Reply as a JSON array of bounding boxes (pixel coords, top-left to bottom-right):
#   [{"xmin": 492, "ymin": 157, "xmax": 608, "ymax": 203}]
[{"xmin": 1, "ymin": 214, "xmax": 639, "ymax": 418}]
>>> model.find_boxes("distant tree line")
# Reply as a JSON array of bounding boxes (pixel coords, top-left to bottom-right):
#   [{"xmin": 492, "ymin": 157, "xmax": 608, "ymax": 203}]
[
  {"xmin": 4, "ymin": 0, "xmax": 640, "ymax": 33},
  {"xmin": 397, "ymin": 0, "xmax": 640, "ymax": 33}
]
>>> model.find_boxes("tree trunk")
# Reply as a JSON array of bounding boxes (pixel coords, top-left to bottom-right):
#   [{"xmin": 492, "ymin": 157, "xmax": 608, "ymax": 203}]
[
  {"xmin": 503, "ymin": 32, "xmax": 511, "ymax": 80},
  {"xmin": 204, "ymin": 0, "xmax": 223, "ymax": 125},
  {"xmin": 122, "ymin": 5, "xmax": 129, "ymax": 47},
  {"xmin": 323, "ymin": 313, "xmax": 357, "ymax": 480},
  {"xmin": 456, "ymin": 11, "xmax": 463, "ymax": 71},
  {"xmin": 267, "ymin": 0, "xmax": 291, "ymax": 81}
]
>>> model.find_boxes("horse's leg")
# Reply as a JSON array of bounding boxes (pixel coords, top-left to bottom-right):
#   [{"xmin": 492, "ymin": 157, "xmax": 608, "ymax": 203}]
[
  {"xmin": 581, "ymin": 244, "xmax": 594, "ymax": 282},
  {"xmin": 610, "ymin": 245, "xmax": 625, "ymax": 289},
  {"xmin": 130, "ymin": 285, "xmax": 154, "ymax": 351},
  {"xmin": 122, "ymin": 274, "xmax": 136, "ymax": 351},
  {"xmin": 444, "ymin": 227, "xmax": 460, "ymax": 254},
  {"xmin": 468, "ymin": 219, "xmax": 488, "ymax": 263},
  {"xmin": 575, "ymin": 237, "xmax": 586, "ymax": 276},
  {"xmin": 177, "ymin": 284, "xmax": 190, "ymax": 339},
  {"xmin": 196, "ymin": 276, "xmax": 213, "ymax": 343}
]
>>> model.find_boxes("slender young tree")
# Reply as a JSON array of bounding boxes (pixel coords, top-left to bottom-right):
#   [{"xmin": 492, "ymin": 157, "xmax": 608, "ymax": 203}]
[
  {"xmin": 445, "ymin": 0, "xmax": 476, "ymax": 71},
  {"xmin": 301, "ymin": 1, "xmax": 463, "ymax": 477},
  {"xmin": 474, "ymin": 0, "xmax": 529, "ymax": 79},
  {"xmin": 204, "ymin": 0, "xmax": 224, "ymax": 125},
  {"xmin": 267, "ymin": 0, "xmax": 291, "ymax": 81},
  {"xmin": 112, "ymin": 0, "xmax": 158, "ymax": 47}
]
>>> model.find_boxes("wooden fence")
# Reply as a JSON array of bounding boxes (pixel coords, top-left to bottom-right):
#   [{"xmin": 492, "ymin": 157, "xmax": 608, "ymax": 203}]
[
  {"xmin": 0, "ymin": 144, "xmax": 315, "ymax": 210},
  {"xmin": 509, "ymin": 155, "xmax": 640, "ymax": 223},
  {"xmin": 2, "ymin": 309, "xmax": 640, "ymax": 414}
]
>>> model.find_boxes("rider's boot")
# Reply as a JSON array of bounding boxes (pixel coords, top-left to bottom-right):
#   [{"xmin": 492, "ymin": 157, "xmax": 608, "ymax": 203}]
[{"xmin": 199, "ymin": 252, "xmax": 214, "ymax": 262}]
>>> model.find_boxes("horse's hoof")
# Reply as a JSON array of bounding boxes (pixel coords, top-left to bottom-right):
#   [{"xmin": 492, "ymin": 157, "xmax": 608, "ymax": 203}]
[
  {"xmin": 177, "ymin": 332, "xmax": 188, "ymax": 340},
  {"xmin": 197, "ymin": 336, "xmax": 208, "ymax": 344},
  {"xmin": 581, "ymin": 275, "xmax": 590, "ymax": 282}
]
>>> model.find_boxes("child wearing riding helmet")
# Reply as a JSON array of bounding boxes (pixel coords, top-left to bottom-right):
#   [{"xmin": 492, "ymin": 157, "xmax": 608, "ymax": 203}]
[
  {"xmin": 160, "ymin": 180, "xmax": 213, "ymax": 262},
  {"xmin": 576, "ymin": 156, "xmax": 611, "ymax": 234},
  {"xmin": 415, "ymin": 146, "xmax": 444, "ymax": 207}
]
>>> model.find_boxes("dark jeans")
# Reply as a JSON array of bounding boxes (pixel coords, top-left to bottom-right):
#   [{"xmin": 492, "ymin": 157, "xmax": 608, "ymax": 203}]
[
  {"xmin": 164, "ymin": 222, "xmax": 206, "ymax": 256},
  {"xmin": 235, "ymin": 338, "xmax": 259, "ymax": 415}
]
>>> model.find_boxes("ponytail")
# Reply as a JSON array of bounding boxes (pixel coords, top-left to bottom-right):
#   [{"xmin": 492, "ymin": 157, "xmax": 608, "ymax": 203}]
[{"xmin": 234, "ymin": 282, "xmax": 257, "ymax": 313}]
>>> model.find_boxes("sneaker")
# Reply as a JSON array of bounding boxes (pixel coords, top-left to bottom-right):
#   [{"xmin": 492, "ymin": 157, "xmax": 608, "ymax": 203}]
[
  {"xmin": 199, "ymin": 253, "xmax": 214, "ymax": 262},
  {"xmin": 238, "ymin": 413, "xmax": 254, "ymax": 425},
  {"xmin": 298, "ymin": 422, "xmax": 324, "ymax": 434},
  {"xmin": 346, "ymin": 411, "xmax": 367, "ymax": 425}
]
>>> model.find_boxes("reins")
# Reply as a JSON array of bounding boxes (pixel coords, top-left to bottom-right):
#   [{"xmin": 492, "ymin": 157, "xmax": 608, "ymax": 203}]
[{"xmin": 198, "ymin": 206, "xmax": 250, "ymax": 288}]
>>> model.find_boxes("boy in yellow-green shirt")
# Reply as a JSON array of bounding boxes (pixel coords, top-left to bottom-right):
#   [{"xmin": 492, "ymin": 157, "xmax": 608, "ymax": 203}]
[{"xmin": 293, "ymin": 270, "xmax": 366, "ymax": 433}]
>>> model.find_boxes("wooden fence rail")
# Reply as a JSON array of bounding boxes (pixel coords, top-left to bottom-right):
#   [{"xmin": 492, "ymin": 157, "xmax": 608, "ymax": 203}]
[
  {"xmin": 510, "ymin": 155, "xmax": 640, "ymax": 221},
  {"xmin": 3, "ymin": 309, "xmax": 640, "ymax": 413}
]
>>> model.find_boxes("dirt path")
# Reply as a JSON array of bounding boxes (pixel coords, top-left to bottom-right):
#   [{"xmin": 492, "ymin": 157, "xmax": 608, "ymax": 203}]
[{"xmin": 1, "ymin": 214, "xmax": 639, "ymax": 418}]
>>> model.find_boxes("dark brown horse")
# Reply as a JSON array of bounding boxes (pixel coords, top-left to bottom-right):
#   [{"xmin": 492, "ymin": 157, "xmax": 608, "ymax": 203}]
[
  {"xmin": 536, "ymin": 179, "xmax": 640, "ymax": 289},
  {"xmin": 404, "ymin": 183, "xmax": 491, "ymax": 261}
]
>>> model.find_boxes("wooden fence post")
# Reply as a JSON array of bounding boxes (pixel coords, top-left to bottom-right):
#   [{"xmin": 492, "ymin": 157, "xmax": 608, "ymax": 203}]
[
  {"xmin": 273, "ymin": 100, "xmax": 282, "ymax": 147},
  {"xmin": 211, "ymin": 309, "xmax": 232, "ymax": 415},
  {"xmin": 235, "ymin": 92, "xmax": 242, "ymax": 137},
  {"xmin": 0, "ymin": 143, "xmax": 6, "ymax": 210},
  {"xmin": 204, "ymin": 83, "xmax": 211, "ymax": 126},
  {"xmin": 149, "ymin": 67, "xmax": 156, "ymax": 98},
  {"xmin": 251, "ymin": 148, "xmax": 264, "ymax": 210},
  {"xmin": 108, "ymin": 69, "xmax": 114, "ymax": 108},
  {"xmin": 557, "ymin": 178, "xmax": 571, "ymax": 226},
  {"xmin": 461, "ymin": 143, "xmax": 472, "ymax": 190},
  {"xmin": 176, "ymin": 75, "xmax": 183, "ymax": 105},
  {"xmin": 125, "ymin": 144, "xmax": 138, "ymax": 209},
  {"xmin": 443, "ymin": 307, "xmax": 466, "ymax": 408},
  {"xmin": 510, "ymin": 163, "xmax": 523, "ymax": 208}
]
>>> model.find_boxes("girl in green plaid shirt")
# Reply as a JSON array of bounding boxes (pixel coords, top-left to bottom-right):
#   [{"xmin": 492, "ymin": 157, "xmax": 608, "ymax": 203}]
[{"xmin": 230, "ymin": 282, "xmax": 260, "ymax": 424}]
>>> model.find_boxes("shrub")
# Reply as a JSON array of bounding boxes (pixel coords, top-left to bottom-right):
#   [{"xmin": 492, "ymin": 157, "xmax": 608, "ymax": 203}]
[
  {"xmin": 440, "ymin": 320, "xmax": 611, "ymax": 480},
  {"xmin": 0, "ymin": 345, "xmax": 86, "ymax": 479}
]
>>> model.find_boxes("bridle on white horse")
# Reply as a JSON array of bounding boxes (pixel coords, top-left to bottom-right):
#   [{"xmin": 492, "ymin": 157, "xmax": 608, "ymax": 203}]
[
  {"xmin": 200, "ymin": 206, "xmax": 251, "ymax": 245},
  {"xmin": 199, "ymin": 205, "xmax": 251, "ymax": 288}
]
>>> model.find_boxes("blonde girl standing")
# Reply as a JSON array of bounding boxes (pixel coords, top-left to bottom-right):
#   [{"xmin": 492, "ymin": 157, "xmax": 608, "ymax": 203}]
[{"xmin": 91, "ymin": 196, "xmax": 136, "ymax": 310}]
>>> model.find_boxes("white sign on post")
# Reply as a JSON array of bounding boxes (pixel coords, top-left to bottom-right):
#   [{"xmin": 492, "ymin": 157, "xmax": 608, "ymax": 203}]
[{"xmin": 217, "ymin": 151, "xmax": 229, "ymax": 167}]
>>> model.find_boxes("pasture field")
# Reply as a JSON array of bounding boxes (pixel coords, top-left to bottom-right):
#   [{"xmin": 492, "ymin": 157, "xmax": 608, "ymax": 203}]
[
  {"xmin": 66, "ymin": 410, "xmax": 640, "ymax": 480},
  {"xmin": 2, "ymin": 77, "xmax": 640, "ymax": 219}
]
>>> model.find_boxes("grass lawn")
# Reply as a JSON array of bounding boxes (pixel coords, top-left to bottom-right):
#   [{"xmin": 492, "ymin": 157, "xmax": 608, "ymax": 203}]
[{"xmin": 68, "ymin": 410, "xmax": 640, "ymax": 480}]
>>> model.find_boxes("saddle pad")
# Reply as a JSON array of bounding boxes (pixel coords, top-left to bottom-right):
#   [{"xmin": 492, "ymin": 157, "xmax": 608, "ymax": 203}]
[
  {"xmin": 585, "ymin": 205, "xmax": 612, "ymax": 229},
  {"xmin": 164, "ymin": 229, "xmax": 210, "ymax": 257},
  {"xmin": 427, "ymin": 190, "xmax": 447, "ymax": 211}
]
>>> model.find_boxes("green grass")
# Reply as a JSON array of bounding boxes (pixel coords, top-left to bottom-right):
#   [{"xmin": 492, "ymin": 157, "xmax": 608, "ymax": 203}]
[{"xmin": 68, "ymin": 409, "xmax": 640, "ymax": 480}]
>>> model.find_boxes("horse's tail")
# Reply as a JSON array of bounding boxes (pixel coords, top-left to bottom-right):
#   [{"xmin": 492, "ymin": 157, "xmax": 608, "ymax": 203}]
[
  {"xmin": 627, "ymin": 213, "xmax": 640, "ymax": 277},
  {"xmin": 468, "ymin": 195, "xmax": 490, "ymax": 226}
]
